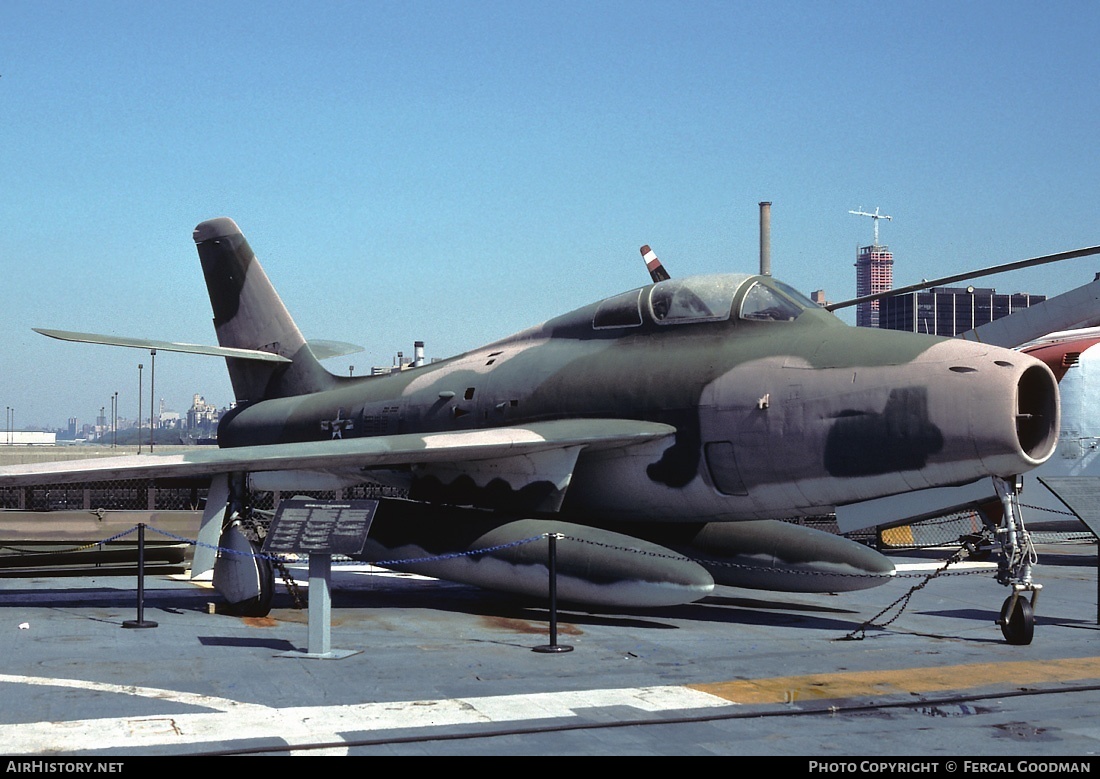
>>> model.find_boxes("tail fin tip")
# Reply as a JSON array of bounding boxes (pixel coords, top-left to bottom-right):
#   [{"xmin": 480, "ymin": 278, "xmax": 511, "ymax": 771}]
[{"xmin": 193, "ymin": 217, "xmax": 242, "ymax": 244}]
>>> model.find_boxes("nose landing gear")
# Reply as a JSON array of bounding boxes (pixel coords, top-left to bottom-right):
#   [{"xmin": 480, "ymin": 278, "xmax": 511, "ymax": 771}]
[{"xmin": 993, "ymin": 476, "xmax": 1040, "ymax": 645}]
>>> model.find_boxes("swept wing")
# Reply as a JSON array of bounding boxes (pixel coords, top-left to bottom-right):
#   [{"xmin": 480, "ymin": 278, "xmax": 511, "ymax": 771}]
[{"xmin": 0, "ymin": 419, "xmax": 674, "ymax": 487}]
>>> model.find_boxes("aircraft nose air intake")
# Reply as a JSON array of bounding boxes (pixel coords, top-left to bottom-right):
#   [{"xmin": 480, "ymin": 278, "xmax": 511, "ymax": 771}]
[
  {"xmin": 1014, "ymin": 362, "xmax": 1059, "ymax": 464},
  {"xmin": 961, "ymin": 349, "xmax": 1060, "ymax": 478},
  {"xmin": 819, "ymin": 339, "xmax": 1061, "ymax": 493}
]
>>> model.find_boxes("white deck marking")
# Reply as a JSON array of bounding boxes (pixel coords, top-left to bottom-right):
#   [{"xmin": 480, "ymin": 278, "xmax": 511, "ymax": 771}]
[
  {"xmin": 0, "ymin": 674, "xmax": 732, "ymax": 755},
  {"xmin": 893, "ymin": 561, "xmax": 997, "ymax": 572}
]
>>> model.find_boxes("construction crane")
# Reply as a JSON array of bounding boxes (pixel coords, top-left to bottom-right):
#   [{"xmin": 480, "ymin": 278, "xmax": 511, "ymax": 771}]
[{"xmin": 849, "ymin": 207, "xmax": 892, "ymax": 246}]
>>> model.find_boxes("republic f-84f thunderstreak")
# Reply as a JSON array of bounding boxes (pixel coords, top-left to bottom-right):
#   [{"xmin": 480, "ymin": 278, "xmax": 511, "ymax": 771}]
[{"xmin": 0, "ymin": 218, "xmax": 1063, "ymax": 638}]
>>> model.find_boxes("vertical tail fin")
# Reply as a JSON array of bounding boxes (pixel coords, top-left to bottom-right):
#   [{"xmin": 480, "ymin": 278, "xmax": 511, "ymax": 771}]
[{"xmin": 192, "ymin": 218, "xmax": 337, "ymax": 403}]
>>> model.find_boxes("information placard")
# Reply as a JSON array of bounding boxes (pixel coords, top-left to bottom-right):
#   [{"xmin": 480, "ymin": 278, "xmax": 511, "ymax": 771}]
[{"xmin": 262, "ymin": 498, "xmax": 378, "ymax": 556}]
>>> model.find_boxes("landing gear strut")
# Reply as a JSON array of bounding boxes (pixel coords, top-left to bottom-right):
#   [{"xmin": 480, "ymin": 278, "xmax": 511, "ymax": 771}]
[{"xmin": 993, "ymin": 476, "xmax": 1040, "ymax": 645}]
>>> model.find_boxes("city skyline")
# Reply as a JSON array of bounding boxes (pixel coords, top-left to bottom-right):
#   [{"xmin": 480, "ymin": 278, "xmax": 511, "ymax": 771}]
[{"xmin": 7, "ymin": 390, "xmax": 227, "ymax": 436}]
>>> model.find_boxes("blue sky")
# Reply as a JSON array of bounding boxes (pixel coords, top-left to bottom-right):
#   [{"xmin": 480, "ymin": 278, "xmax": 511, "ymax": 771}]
[{"xmin": 2, "ymin": 1, "xmax": 1098, "ymax": 430}]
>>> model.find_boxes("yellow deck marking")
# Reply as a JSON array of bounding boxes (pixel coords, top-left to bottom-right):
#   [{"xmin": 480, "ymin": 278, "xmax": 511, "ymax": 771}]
[{"xmin": 690, "ymin": 656, "xmax": 1100, "ymax": 705}]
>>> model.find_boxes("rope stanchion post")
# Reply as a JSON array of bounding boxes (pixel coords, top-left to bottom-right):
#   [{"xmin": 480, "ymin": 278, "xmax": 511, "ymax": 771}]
[
  {"xmin": 533, "ymin": 533, "xmax": 573, "ymax": 654},
  {"xmin": 122, "ymin": 523, "xmax": 158, "ymax": 629}
]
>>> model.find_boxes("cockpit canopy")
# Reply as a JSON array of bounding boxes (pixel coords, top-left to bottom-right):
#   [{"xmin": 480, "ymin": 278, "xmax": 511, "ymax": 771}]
[{"xmin": 593, "ymin": 274, "xmax": 818, "ymax": 330}]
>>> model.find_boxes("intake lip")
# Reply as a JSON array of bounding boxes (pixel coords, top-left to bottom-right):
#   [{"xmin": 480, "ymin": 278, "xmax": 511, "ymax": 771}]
[{"xmin": 1015, "ymin": 362, "xmax": 1060, "ymax": 465}]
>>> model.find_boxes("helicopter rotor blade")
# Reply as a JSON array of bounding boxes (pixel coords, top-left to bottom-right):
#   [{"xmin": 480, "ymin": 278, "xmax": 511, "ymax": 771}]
[{"xmin": 826, "ymin": 245, "xmax": 1100, "ymax": 312}]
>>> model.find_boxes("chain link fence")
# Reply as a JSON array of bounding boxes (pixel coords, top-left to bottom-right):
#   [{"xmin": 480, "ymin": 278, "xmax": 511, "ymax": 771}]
[
  {"xmin": 0, "ymin": 478, "xmax": 408, "ymax": 513},
  {"xmin": 1, "ymin": 478, "xmax": 1088, "ymax": 552},
  {"xmin": 877, "ymin": 510, "xmax": 986, "ymax": 549}
]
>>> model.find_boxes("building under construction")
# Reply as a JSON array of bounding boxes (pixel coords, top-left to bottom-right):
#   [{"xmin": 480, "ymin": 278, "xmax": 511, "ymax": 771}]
[
  {"xmin": 851, "ymin": 208, "xmax": 894, "ymax": 328},
  {"xmin": 855, "ymin": 244, "xmax": 894, "ymax": 328},
  {"xmin": 848, "ymin": 206, "xmax": 1046, "ymax": 335}
]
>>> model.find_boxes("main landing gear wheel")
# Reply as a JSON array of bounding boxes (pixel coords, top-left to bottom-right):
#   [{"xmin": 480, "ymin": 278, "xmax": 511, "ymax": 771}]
[
  {"xmin": 212, "ymin": 517, "xmax": 276, "ymax": 618},
  {"xmin": 999, "ymin": 594, "xmax": 1035, "ymax": 646},
  {"xmin": 223, "ymin": 540, "xmax": 275, "ymax": 618}
]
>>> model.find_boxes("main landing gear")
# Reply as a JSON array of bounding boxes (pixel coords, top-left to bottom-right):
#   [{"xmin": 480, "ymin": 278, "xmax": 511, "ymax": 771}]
[
  {"xmin": 992, "ymin": 476, "xmax": 1040, "ymax": 645},
  {"xmin": 209, "ymin": 473, "xmax": 276, "ymax": 618}
]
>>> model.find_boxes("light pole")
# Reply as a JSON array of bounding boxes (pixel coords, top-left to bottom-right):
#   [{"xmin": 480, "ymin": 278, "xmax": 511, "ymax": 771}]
[
  {"xmin": 137, "ymin": 363, "xmax": 143, "ymax": 454},
  {"xmin": 112, "ymin": 391, "xmax": 118, "ymax": 448},
  {"xmin": 149, "ymin": 348, "xmax": 156, "ymax": 453}
]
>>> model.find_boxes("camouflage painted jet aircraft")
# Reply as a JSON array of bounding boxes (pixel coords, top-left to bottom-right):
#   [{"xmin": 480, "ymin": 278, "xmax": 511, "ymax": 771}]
[{"xmin": 0, "ymin": 219, "xmax": 1066, "ymax": 639}]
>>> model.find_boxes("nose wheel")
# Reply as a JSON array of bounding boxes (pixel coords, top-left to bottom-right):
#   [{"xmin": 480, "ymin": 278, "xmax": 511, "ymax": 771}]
[{"xmin": 999, "ymin": 587, "xmax": 1037, "ymax": 645}]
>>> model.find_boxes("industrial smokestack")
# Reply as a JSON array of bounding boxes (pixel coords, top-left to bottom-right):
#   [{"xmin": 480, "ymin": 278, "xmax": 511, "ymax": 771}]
[
  {"xmin": 759, "ymin": 201, "xmax": 772, "ymax": 276},
  {"xmin": 413, "ymin": 340, "xmax": 425, "ymax": 367}
]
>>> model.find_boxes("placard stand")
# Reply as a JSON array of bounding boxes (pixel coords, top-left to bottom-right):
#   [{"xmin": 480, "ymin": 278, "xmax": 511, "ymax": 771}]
[{"xmin": 265, "ymin": 498, "xmax": 378, "ymax": 659}]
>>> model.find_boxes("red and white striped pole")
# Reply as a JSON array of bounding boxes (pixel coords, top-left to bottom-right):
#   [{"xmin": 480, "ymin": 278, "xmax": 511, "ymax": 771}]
[{"xmin": 640, "ymin": 245, "xmax": 670, "ymax": 283}]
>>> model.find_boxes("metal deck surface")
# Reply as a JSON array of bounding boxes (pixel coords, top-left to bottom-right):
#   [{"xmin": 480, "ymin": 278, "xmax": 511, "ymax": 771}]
[{"xmin": 1, "ymin": 536, "xmax": 1099, "ymax": 758}]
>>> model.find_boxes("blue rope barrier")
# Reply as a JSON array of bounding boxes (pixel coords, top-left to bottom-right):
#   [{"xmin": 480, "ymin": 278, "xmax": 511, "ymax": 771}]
[
  {"xmin": 11, "ymin": 524, "xmax": 928, "ymax": 583},
  {"xmin": 143, "ymin": 524, "xmax": 546, "ymax": 569}
]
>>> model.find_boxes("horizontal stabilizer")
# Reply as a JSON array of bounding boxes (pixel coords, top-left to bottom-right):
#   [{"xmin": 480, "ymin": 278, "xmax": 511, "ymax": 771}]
[
  {"xmin": 33, "ymin": 328, "xmax": 291, "ymax": 363},
  {"xmin": 307, "ymin": 339, "xmax": 365, "ymax": 360}
]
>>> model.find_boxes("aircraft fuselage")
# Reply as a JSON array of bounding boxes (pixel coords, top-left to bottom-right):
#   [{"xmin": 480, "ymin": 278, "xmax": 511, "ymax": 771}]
[{"xmin": 218, "ymin": 273, "xmax": 1059, "ymax": 523}]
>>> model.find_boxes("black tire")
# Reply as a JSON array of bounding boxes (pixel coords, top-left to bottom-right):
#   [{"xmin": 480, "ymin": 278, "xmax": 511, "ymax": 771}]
[
  {"xmin": 223, "ymin": 542, "xmax": 275, "ymax": 618},
  {"xmin": 999, "ymin": 595, "xmax": 1035, "ymax": 645}
]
